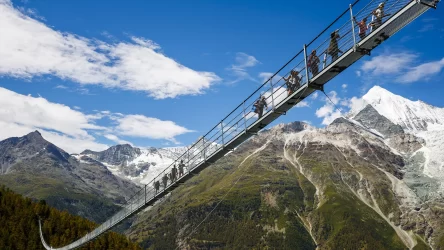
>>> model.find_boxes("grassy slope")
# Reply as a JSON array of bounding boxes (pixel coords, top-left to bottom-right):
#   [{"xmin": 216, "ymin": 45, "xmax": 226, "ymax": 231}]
[
  {"xmin": 295, "ymin": 143, "xmax": 407, "ymax": 250},
  {"xmin": 132, "ymin": 142, "xmax": 316, "ymax": 249}
]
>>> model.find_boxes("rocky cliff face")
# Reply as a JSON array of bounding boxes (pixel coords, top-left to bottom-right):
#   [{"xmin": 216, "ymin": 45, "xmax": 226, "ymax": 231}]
[{"xmin": 81, "ymin": 144, "xmax": 142, "ymax": 166}]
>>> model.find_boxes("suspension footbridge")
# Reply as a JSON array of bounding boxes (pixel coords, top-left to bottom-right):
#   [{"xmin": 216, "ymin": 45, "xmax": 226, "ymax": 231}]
[{"xmin": 39, "ymin": 0, "xmax": 440, "ymax": 249}]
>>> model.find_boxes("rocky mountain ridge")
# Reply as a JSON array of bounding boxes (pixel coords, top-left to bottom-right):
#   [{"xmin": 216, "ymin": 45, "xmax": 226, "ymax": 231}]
[
  {"xmin": 79, "ymin": 145, "xmax": 187, "ymax": 185},
  {"xmin": 0, "ymin": 131, "xmax": 139, "ymax": 223}
]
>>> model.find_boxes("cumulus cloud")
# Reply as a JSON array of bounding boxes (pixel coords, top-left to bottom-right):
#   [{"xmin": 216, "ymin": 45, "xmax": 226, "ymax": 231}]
[
  {"xmin": 311, "ymin": 92, "xmax": 319, "ymax": 100},
  {"xmin": 227, "ymin": 52, "xmax": 260, "ymax": 83},
  {"xmin": 258, "ymin": 72, "xmax": 274, "ymax": 82},
  {"xmin": 315, "ymin": 91, "xmax": 345, "ymax": 125},
  {"xmin": 115, "ymin": 115, "xmax": 194, "ymax": 144},
  {"xmin": 258, "ymin": 72, "xmax": 284, "ymax": 87},
  {"xmin": 0, "ymin": 87, "xmax": 108, "ymax": 153},
  {"xmin": 360, "ymin": 52, "xmax": 444, "ymax": 84},
  {"xmin": 0, "ymin": 87, "xmax": 194, "ymax": 153},
  {"xmin": 361, "ymin": 53, "xmax": 417, "ymax": 75},
  {"xmin": 342, "ymin": 84, "xmax": 347, "ymax": 89},
  {"xmin": 296, "ymin": 101, "xmax": 309, "ymax": 108},
  {"xmin": 396, "ymin": 58, "xmax": 444, "ymax": 83},
  {"xmin": 104, "ymin": 134, "xmax": 132, "ymax": 145},
  {"xmin": 0, "ymin": 0, "xmax": 220, "ymax": 99}
]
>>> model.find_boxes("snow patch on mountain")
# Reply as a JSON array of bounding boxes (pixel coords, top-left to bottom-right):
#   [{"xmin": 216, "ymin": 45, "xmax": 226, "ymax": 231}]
[
  {"xmin": 351, "ymin": 86, "xmax": 444, "ymax": 132},
  {"xmin": 349, "ymin": 85, "xmax": 444, "ymax": 193},
  {"xmin": 80, "ymin": 146, "xmax": 188, "ymax": 186}
]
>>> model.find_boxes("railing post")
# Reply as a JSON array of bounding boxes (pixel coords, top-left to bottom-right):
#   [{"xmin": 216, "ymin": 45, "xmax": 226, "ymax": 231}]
[
  {"xmin": 303, "ymin": 44, "xmax": 310, "ymax": 84},
  {"xmin": 221, "ymin": 122, "xmax": 224, "ymax": 146},
  {"xmin": 242, "ymin": 101, "xmax": 247, "ymax": 132},
  {"xmin": 270, "ymin": 77, "xmax": 275, "ymax": 111},
  {"xmin": 202, "ymin": 138, "xmax": 206, "ymax": 161},
  {"xmin": 187, "ymin": 146, "xmax": 191, "ymax": 173},
  {"xmin": 350, "ymin": 4, "xmax": 357, "ymax": 51}
]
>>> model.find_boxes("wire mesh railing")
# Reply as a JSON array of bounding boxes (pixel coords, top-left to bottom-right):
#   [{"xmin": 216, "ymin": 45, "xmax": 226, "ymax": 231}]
[{"xmin": 41, "ymin": 1, "xmax": 437, "ymax": 249}]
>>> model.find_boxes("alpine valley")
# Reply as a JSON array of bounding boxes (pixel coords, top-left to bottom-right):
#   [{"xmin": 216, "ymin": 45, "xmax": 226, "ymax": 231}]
[{"xmin": 1, "ymin": 86, "xmax": 444, "ymax": 249}]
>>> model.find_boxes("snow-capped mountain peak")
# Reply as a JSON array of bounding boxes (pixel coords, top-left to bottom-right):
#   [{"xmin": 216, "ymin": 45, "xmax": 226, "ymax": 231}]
[
  {"xmin": 355, "ymin": 85, "xmax": 444, "ymax": 132},
  {"xmin": 349, "ymin": 86, "xmax": 444, "ymax": 189}
]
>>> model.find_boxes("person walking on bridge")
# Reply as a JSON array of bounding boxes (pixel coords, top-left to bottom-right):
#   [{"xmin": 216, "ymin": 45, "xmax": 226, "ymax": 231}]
[
  {"xmin": 253, "ymin": 95, "xmax": 268, "ymax": 119},
  {"xmin": 308, "ymin": 50, "xmax": 320, "ymax": 76},
  {"xmin": 154, "ymin": 180, "xmax": 160, "ymax": 194},
  {"xmin": 353, "ymin": 16, "xmax": 368, "ymax": 40},
  {"xmin": 171, "ymin": 164, "xmax": 178, "ymax": 182},
  {"xmin": 369, "ymin": 3, "xmax": 391, "ymax": 31},
  {"xmin": 162, "ymin": 173, "xmax": 168, "ymax": 189},
  {"xmin": 283, "ymin": 70, "xmax": 301, "ymax": 96},
  {"xmin": 178, "ymin": 159, "xmax": 185, "ymax": 177},
  {"xmin": 327, "ymin": 29, "xmax": 342, "ymax": 63}
]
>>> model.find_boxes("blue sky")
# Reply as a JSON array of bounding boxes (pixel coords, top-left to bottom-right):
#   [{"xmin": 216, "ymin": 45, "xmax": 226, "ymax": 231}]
[{"xmin": 0, "ymin": 0, "xmax": 443, "ymax": 153}]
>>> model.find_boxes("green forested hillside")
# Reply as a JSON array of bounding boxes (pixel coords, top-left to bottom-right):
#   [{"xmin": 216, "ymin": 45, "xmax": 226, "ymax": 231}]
[{"xmin": 0, "ymin": 185, "xmax": 141, "ymax": 250}]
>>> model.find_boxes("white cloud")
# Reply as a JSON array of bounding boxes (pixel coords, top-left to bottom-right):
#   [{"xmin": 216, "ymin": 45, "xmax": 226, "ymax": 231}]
[
  {"xmin": 311, "ymin": 92, "xmax": 319, "ymax": 100},
  {"xmin": 342, "ymin": 84, "xmax": 347, "ymax": 89},
  {"xmin": 227, "ymin": 52, "xmax": 260, "ymax": 83},
  {"xmin": 0, "ymin": 88, "xmax": 103, "ymax": 138},
  {"xmin": 360, "ymin": 52, "xmax": 444, "ymax": 84},
  {"xmin": 296, "ymin": 101, "xmax": 309, "ymax": 108},
  {"xmin": 115, "ymin": 115, "xmax": 194, "ymax": 144},
  {"xmin": 396, "ymin": 58, "xmax": 444, "ymax": 83},
  {"xmin": 361, "ymin": 53, "xmax": 417, "ymax": 75},
  {"xmin": 315, "ymin": 91, "xmax": 345, "ymax": 125},
  {"xmin": 258, "ymin": 72, "xmax": 274, "ymax": 82},
  {"xmin": 347, "ymin": 96, "xmax": 368, "ymax": 115},
  {"xmin": 0, "ymin": 0, "xmax": 220, "ymax": 99},
  {"xmin": 258, "ymin": 72, "xmax": 284, "ymax": 86},
  {"xmin": 104, "ymin": 134, "xmax": 132, "ymax": 145},
  {"xmin": 0, "ymin": 87, "xmax": 108, "ymax": 153},
  {"xmin": 356, "ymin": 70, "xmax": 362, "ymax": 77}
]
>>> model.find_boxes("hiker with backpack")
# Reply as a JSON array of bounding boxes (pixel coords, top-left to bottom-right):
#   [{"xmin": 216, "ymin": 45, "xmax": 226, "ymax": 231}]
[
  {"xmin": 307, "ymin": 50, "xmax": 320, "ymax": 77},
  {"xmin": 162, "ymin": 173, "xmax": 168, "ymax": 189},
  {"xmin": 369, "ymin": 3, "xmax": 391, "ymax": 31},
  {"xmin": 353, "ymin": 16, "xmax": 368, "ymax": 40},
  {"xmin": 283, "ymin": 70, "xmax": 301, "ymax": 96},
  {"xmin": 178, "ymin": 160, "xmax": 185, "ymax": 177},
  {"xmin": 171, "ymin": 164, "xmax": 178, "ymax": 182},
  {"xmin": 327, "ymin": 29, "xmax": 342, "ymax": 63},
  {"xmin": 253, "ymin": 96, "xmax": 268, "ymax": 119},
  {"xmin": 154, "ymin": 180, "xmax": 160, "ymax": 194}
]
